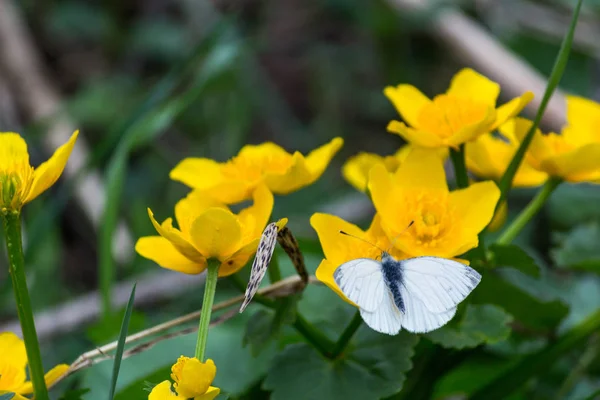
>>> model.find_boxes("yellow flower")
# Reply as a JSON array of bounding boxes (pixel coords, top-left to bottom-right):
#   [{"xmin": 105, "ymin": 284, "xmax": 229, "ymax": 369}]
[
  {"xmin": 368, "ymin": 148, "xmax": 500, "ymax": 257},
  {"xmin": 0, "ymin": 131, "xmax": 78, "ymax": 211},
  {"xmin": 170, "ymin": 138, "xmax": 343, "ymax": 204},
  {"xmin": 0, "ymin": 332, "xmax": 69, "ymax": 400},
  {"xmin": 384, "ymin": 68, "xmax": 533, "ymax": 148},
  {"xmin": 135, "ymin": 184, "xmax": 273, "ymax": 277},
  {"xmin": 148, "ymin": 357, "xmax": 219, "ymax": 400},
  {"xmin": 465, "ymin": 124, "xmax": 548, "ymax": 187},
  {"xmin": 342, "ymin": 145, "xmax": 449, "ymax": 192},
  {"xmin": 487, "ymin": 201, "xmax": 508, "ymax": 232},
  {"xmin": 508, "ymin": 97, "xmax": 600, "ymax": 182},
  {"xmin": 311, "ymin": 213, "xmax": 407, "ymax": 305}
]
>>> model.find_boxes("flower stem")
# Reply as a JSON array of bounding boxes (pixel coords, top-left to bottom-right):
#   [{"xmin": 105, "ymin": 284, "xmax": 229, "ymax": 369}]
[
  {"xmin": 195, "ymin": 259, "xmax": 220, "ymax": 361},
  {"xmin": 450, "ymin": 144, "xmax": 469, "ymax": 189},
  {"xmin": 330, "ymin": 311, "xmax": 362, "ymax": 358},
  {"xmin": 496, "ymin": 177, "xmax": 562, "ymax": 245},
  {"xmin": 293, "ymin": 313, "xmax": 335, "ymax": 358},
  {"xmin": 1, "ymin": 210, "xmax": 49, "ymax": 400}
]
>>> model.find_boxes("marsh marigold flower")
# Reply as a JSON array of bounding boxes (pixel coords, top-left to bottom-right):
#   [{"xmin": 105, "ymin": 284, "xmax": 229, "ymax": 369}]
[
  {"xmin": 368, "ymin": 148, "xmax": 500, "ymax": 257},
  {"xmin": 136, "ymin": 184, "xmax": 273, "ymax": 277},
  {"xmin": 465, "ymin": 124, "xmax": 548, "ymax": 187},
  {"xmin": 342, "ymin": 145, "xmax": 448, "ymax": 192},
  {"xmin": 384, "ymin": 68, "xmax": 533, "ymax": 148},
  {"xmin": 0, "ymin": 332, "xmax": 68, "ymax": 400},
  {"xmin": 507, "ymin": 97, "xmax": 600, "ymax": 182},
  {"xmin": 311, "ymin": 213, "xmax": 406, "ymax": 305},
  {"xmin": 169, "ymin": 138, "xmax": 343, "ymax": 204},
  {"xmin": 148, "ymin": 357, "xmax": 219, "ymax": 400},
  {"xmin": 0, "ymin": 131, "xmax": 78, "ymax": 211}
]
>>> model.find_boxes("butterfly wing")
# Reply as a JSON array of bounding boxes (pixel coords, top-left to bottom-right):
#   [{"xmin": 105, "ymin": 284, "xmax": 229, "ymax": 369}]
[
  {"xmin": 399, "ymin": 283, "xmax": 457, "ymax": 333},
  {"xmin": 334, "ymin": 258, "xmax": 385, "ymax": 312},
  {"xmin": 400, "ymin": 257, "xmax": 481, "ymax": 314},
  {"xmin": 359, "ymin": 290, "xmax": 403, "ymax": 335},
  {"xmin": 239, "ymin": 223, "xmax": 278, "ymax": 313}
]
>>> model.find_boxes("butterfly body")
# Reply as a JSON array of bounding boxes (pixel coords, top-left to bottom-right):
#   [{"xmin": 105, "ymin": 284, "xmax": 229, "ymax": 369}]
[{"xmin": 334, "ymin": 253, "xmax": 481, "ymax": 335}]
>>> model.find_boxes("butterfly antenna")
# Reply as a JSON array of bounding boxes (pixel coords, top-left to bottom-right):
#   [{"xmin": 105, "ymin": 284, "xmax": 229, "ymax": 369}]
[
  {"xmin": 339, "ymin": 231, "xmax": 386, "ymax": 254},
  {"xmin": 385, "ymin": 220, "xmax": 414, "ymax": 253}
]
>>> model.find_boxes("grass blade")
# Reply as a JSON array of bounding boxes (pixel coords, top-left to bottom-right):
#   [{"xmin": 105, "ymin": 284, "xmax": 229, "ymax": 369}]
[
  {"xmin": 108, "ymin": 283, "xmax": 137, "ymax": 400},
  {"xmin": 496, "ymin": 0, "xmax": 583, "ymax": 208}
]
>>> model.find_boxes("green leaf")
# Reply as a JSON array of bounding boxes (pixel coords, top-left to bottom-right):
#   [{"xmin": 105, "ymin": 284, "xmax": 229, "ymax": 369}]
[
  {"xmin": 489, "ymin": 244, "xmax": 540, "ymax": 277},
  {"xmin": 0, "ymin": 394, "xmax": 15, "ymax": 400},
  {"xmin": 471, "ymin": 273, "xmax": 568, "ymax": 331},
  {"xmin": 426, "ymin": 304, "xmax": 513, "ymax": 349},
  {"xmin": 59, "ymin": 389, "xmax": 91, "ymax": 400},
  {"xmin": 551, "ymin": 223, "xmax": 600, "ymax": 272},
  {"xmin": 108, "ymin": 283, "xmax": 137, "ymax": 400},
  {"xmin": 263, "ymin": 327, "xmax": 418, "ymax": 400},
  {"xmin": 243, "ymin": 295, "xmax": 298, "ymax": 356}
]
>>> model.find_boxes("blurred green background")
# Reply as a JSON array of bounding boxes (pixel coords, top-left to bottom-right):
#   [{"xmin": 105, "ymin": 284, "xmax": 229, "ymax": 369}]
[{"xmin": 2, "ymin": 0, "xmax": 600, "ymax": 399}]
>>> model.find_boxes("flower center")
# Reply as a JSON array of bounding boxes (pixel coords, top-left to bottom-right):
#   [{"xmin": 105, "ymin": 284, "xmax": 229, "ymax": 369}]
[
  {"xmin": 404, "ymin": 190, "xmax": 450, "ymax": 248},
  {"xmin": 0, "ymin": 163, "xmax": 34, "ymax": 210},
  {"xmin": 417, "ymin": 94, "xmax": 489, "ymax": 138},
  {"xmin": 546, "ymin": 133, "xmax": 575, "ymax": 155},
  {"xmin": 221, "ymin": 152, "xmax": 293, "ymax": 182}
]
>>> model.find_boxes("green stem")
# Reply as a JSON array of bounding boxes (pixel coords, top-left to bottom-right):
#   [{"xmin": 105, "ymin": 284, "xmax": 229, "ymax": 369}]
[
  {"xmin": 267, "ymin": 253, "xmax": 282, "ymax": 284},
  {"xmin": 195, "ymin": 259, "xmax": 220, "ymax": 361},
  {"xmin": 1, "ymin": 210, "xmax": 49, "ymax": 400},
  {"xmin": 330, "ymin": 311, "xmax": 362, "ymax": 358},
  {"xmin": 450, "ymin": 144, "xmax": 469, "ymax": 189},
  {"xmin": 471, "ymin": 309, "xmax": 600, "ymax": 400},
  {"xmin": 496, "ymin": 178, "xmax": 561, "ymax": 245},
  {"xmin": 293, "ymin": 313, "xmax": 335, "ymax": 358}
]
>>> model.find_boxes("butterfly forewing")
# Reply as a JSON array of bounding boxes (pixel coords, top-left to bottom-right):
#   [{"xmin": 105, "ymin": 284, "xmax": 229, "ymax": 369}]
[
  {"xmin": 399, "ymin": 283, "xmax": 457, "ymax": 333},
  {"xmin": 333, "ymin": 258, "xmax": 385, "ymax": 312},
  {"xmin": 400, "ymin": 257, "xmax": 481, "ymax": 313},
  {"xmin": 239, "ymin": 223, "xmax": 278, "ymax": 313}
]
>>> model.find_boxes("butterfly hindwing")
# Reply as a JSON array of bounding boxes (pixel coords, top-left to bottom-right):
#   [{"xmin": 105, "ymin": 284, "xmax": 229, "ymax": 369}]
[
  {"xmin": 399, "ymin": 282, "xmax": 457, "ymax": 333},
  {"xmin": 333, "ymin": 258, "xmax": 385, "ymax": 312},
  {"xmin": 400, "ymin": 257, "xmax": 481, "ymax": 314},
  {"xmin": 359, "ymin": 290, "xmax": 403, "ymax": 335},
  {"xmin": 239, "ymin": 222, "xmax": 278, "ymax": 313}
]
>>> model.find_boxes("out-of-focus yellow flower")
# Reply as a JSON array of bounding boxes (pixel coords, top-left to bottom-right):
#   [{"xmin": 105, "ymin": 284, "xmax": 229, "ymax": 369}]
[
  {"xmin": 0, "ymin": 332, "xmax": 69, "ymax": 399},
  {"xmin": 170, "ymin": 138, "xmax": 343, "ymax": 203},
  {"xmin": 311, "ymin": 213, "xmax": 407, "ymax": 305},
  {"xmin": 148, "ymin": 357, "xmax": 219, "ymax": 400},
  {"xmin": 466, "ymin": 125, "xmax": 548, "ymax": 187},
  {"xmin": 136, "ymin": 184, "xmax": 273, "ymax": 277},
  {"xmin": 384, "ymin": 68, "xmax": 533, "ymax": 148},
  {"xmin": 368, "ymin": 148, "xmax": 500, "ymax": 257},
  {"xmin": 342, "ymin": 145, "xmax": 448, "ymax": 192},
  {"xmin": 0, "ymin": 131, "xmax": 78, "ymax": 211},
  {"xmin": 508, "ymin": 97, "xmax": 600, "ymax": 182}
]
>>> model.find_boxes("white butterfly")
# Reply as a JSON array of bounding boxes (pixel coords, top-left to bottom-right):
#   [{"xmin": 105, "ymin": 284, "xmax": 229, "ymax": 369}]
[{"xmin": 334, "ymin": 252, "xmax": 481, "ymax": 335}]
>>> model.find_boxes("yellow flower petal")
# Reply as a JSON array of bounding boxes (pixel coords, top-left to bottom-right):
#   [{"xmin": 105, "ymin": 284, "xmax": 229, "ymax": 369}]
[
  {"xmin": 392, "ymin": 147, "xmax": 448, "ymax": 190},
  {"xmin": 0, "ymin": 133, "xmax": 29, "ymax": 169},
  {"xmin": 310, "ymin": 213, "xmax": 367, "ymax": 267},
  {"xmin": 219, "ymin": 238, "xmax": 260, "ymax": 277},
  {"xmin": 196, "ymin": 386, "xmax": 220, "ymax": 400},
  {"xmin": 447, "ymin": 68, "xmax": 500, "ymax": 106},
  {"xmin": 169, "ymin": 158, "xmax": 224, "ymax": 190},
  {"xmin": 383, "ymin": 85, "xmax": 432, "ymax": 128},
  {"xmin": 172, "ymin": 357, "xmax": 216, "ymax": 399},
  {"xmin": 189, "ymin": 208, "xmax": 242, "ymax": 260},
  {"xmin": 0, "ymin": 363, "xmax": 27, "ymax": 392},
  {"xmin": 303, "ymin": 137, "xmax": 344, "ymax": 178},
  {"xmin": 18, "ymin": 364, "xmax": 69, "ymax": 394},
  {"xmin": 447, "ymin": 107, "xmax": 496, "ymax": 147},
  {"xmin": 315, "ymin": 259, "xmax": 355, "ymax": 306},
  {"xmin": 491, "ymin": 91, "xmax": 534, "ymax": 130},
  {"xmin": 148, "ymin": 209, "xmax": 205, "ymax": 263},
  {"xmin": 135, "ymin": 236, "xmax": 206, "ymax": 274},
  {"xmin": 342, "ymin": 153, "xmax": 388, "ymax": 192},
  {"xmin": 448, "ymin": 181, "xmax": 500, "ymax": 255},
  {"xmin": 386, "ymin": 120, "xmax": 445, "ymax": 148},
  {"xmin": 237, "ymin": 184, "xmax": 274, "ymax": 239},
  {"xmin": 488, "ymin": 201, "xmax": 508, "ymax": 232},
  {"xmin": 540, "ymin": 143, "xmax": 600, "ymax": 182},
  {"xmin": 564, "ymin": 95, "xmax": 600, "ymax": 144},
  {"xmin": 0, "ymin": 332, "xmax": 27, "ymax": 369},
  {"xmin": 174, "ymin": 191, "xmax": 227, "ymax": 234},
  {"xmin": 26, "ymin": 131, "xmax": 79, "ymax": 203},
  {"xmin": 148, "ymin": 380, "xmax": 182, "ymax": 399}
]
